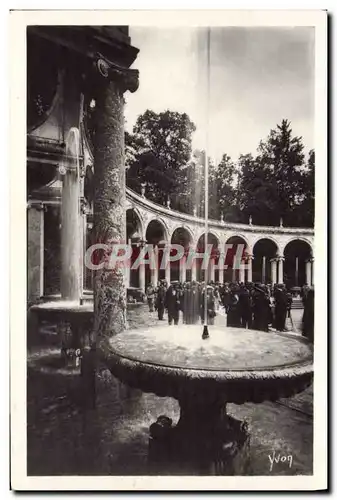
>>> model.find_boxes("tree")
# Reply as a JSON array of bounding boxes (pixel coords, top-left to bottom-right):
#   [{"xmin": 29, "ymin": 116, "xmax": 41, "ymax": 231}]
[
  {"xmin": 237, "ymin": 120, "xmax": 307, "ymax": 226},
  {"xmin": 125, "ymin": 110, "xmax": 196, "ymax": 210},
  {"xmin": 209, "ymin": 154, "xmax": 239, "ymax": 221}
]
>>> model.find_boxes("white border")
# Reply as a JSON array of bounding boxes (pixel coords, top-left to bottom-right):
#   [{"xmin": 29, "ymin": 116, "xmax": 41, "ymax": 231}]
[{"xmin": 9, "ymin": 9, "xmax": 327, "ymax": 491}]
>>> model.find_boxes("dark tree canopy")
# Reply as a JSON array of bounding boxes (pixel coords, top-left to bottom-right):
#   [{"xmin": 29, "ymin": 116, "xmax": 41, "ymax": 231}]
[{"xmin": 125, "ymin": 110, "xmax": 196, "ymax": 209}]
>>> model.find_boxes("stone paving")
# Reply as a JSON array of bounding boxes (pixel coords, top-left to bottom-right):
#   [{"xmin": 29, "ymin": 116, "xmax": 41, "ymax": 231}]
[{"xmin": 27, "ymin": 304, "xmax": 312, "ymax": 476}]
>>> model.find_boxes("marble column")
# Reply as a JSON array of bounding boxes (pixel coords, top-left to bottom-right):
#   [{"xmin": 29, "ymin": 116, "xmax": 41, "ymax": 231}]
[
  {"xmin": 93, "ymin": 58, "xmax": 139, "ymax": 338},
  {"xmin": 262, "ymin": 256, "xmax": 266, "ymax": 284},
  {"xmin": 151, "ymin": 246, "xmax": 159, "ymax": 286},
  {"xmin": 239, "ymin": 264, "xmax": 245, "ymax": 284},
  {"xmin": 179, "ymin": 257, "xmax": 186, "ymax": 283},
  {"xmin": 27, "ymin": 201, "xmax": 45, "ymax": 303},
  {"xmin": 139, "ymin": 262, "xmax": 145, "ymax": 292},
  {"xmin": 191, "ymin": 260, "xmax": 197, "ymax": 282},
  {"xmin": 125, "ymin": 238, "xmax": 131, "ymax": 288},
  {"xmin": 60, "ymin": 161, "xmax": 81, "ymax": 301},
  {"xmin": 295, "ymin": 257, "xmax": 299, "ymax": 287},
  {"xmin": 247, "ymin": 255, "xmax": 253, "ymax": 283},
  {"xmin": 305, "ymin": 259, "xmax": 312, "ymax": 286},
  {"xmin": 277, "ymin": 256, "xmax": 284, "ymax": 284},
  {"xmin": 209, "ymin": 259, "xmax": 215, "ymax": 282},
  {"xmin": 218, "ymin": 255, "xmax": 225, "ymax": 285},
  {"xmin": 165, "ymin": 263, "xmax": 171, "ymax": 285},
  {"xmin": 270, "ymin": 258, "xmax": 277, "ymax": 286}
]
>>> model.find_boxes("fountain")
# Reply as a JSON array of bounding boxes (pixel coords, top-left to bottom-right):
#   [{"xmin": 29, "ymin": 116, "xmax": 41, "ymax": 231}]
[{"xmin": 30, "ymin": 127, "xmax": 94, "ymax": 366}]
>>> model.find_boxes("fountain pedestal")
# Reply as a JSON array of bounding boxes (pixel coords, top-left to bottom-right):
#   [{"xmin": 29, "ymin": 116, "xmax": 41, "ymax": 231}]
[{"xmin": 102, "ymin": 325, "xmax": 313, "ymax": 475}]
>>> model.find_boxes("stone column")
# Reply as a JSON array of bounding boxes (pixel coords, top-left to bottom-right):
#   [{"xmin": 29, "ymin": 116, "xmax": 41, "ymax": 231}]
[
  {"xmin": 151, "ymin": 246, "xmax": 159, "ymax": 286},
  {"xmin": 139, "ymin": 262, "xmax": 145, "ymax": 292},
  {"xmin": 27, "ymin": 201, "xmax": 45, "ymax": 303},
  {"xmin": 262, "ymin": 256, "xmax": 266, "ymax": 284},
  {"xmin": 60, "ymin": 160, "xmax": 81, "ymax": 301},
  {"xmin": 311, "ymin": 258, "xmax": 314, "ymax": 286},
  {"xmin": 179, "ymin": 257, "xmax": 186, "ymax": 283},
  {"xmin": 218, "ymin": 255, "xmax": 225, "ymax": 285},
  {"xmin": 247, "ymin": 255, "xmax": 253, "ymax": 283},
  {"xmin": 295, "ymin": 257, "xmax": 299, "ymax": 287},
  {"xmin": 239, "ymin": 264, "xmax": 245, "ymax": 284},
  {"xmin": 305, "ymin": 259, "xmax": 312, "ymax": 286},
  {"xmin": 191, "ymin": 255, "xmax": 197, "ymax": 282},
  {"xmin": 270, "ymin": 258, "xmax": 277, "ymax": 286},
  {"xmin": 165, "ymin": 263, "xmax": 171, "ymax": 285},
  {"xmin": 93, "ymin": 58, "xmax": 139, "ymax": 338},
  {"xmin": 277, "ymin": 256, "xmax": 284, "ymax": 284},
  {"xmin": 125, "ymin": 238, "xmax": 131, "ymax": 288},
  {"xmin": 209, "ymin": 259, "xmax": 215, "ymax": 282}
]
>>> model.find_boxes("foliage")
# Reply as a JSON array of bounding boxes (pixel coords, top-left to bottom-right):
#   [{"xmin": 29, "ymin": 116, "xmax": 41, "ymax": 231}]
[{"xmin": 125, "ymin": 110, "xmax": 196, "ymax": 209}]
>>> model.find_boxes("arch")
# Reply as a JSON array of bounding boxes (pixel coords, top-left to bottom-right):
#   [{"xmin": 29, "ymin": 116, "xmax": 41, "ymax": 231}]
[
  {"xmin": 126, "ymin": 207, "xmax": 145, "ymax": 241},
  {"xmin": 252, "ymin": 236, "xmax": 280, "ymax": 255},
  {"xmin": 283, "ymin": 237, "xmax": 313, "ymax": 256},
  {"xmin": 283, "ymin": 238, "xmax": 313, "ymax": 288},
  {"xmin": 145, "ymin": 217, "xmax": 169, "ymax": 242},
  {"xmin": 171, "ymin": 225, "xmax": 194, "ymax": 244},
  {"xmin": 252, "ymin": 237, "xmax": 280, "ymax": 285},
  {"xmin": 225, "ymin": 233, "xmax": 250, "ymax": 249},
  {"xmin": 197, "ymin": 231, "xmax": 220, "ymax": 247}
]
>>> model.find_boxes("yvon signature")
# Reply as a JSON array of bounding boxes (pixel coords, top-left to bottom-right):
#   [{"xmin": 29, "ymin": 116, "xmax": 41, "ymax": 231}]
[{"xmin": 268, "ymin": 451, "xmax": 293, "ymax": 472}]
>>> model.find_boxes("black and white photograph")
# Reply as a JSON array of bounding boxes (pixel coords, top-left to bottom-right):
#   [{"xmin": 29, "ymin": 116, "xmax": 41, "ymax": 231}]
[{"xmin": 10, "ymin": 9, "xmax": 327, "ymax": 491}]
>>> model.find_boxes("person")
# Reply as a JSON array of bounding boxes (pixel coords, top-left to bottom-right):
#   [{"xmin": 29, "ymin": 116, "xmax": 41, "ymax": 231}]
[
  {"xmin": 238, "ymin": 284, "xmax": 253, "ymax": 329},
  {"xmin": 227, "ymin": 284, "xmax": 241, "ymax": 327},
  {"xmin": 165, "ymin": 281, "xmax": 181, "ymax": 325},
  {"xmin": 221, "ymin": 283, "xmax": 231, "ymax": 314},
  {"xmin": 302, "ymin": 287, "xmax": 314, "ymax": 343},
  {"xmin": 200, "ymin": 285, "xmax": 216, "ymax": 325},
  {"xmin": 213, "ymin": 285, "xmax": 221, "ymax": 311},
  {"xmin": 146, "ymin": 283, "xmax": 156, "ymax": 313},
  {"xmin": 252, "ymin": 284, "xmax": 272, "ymax": 332},
  {"xmin": 155, "ymin": 281, "xmax": 166, "ymax": 320},
  {"xmin": 274, "ymin": 284, "xmax": 288, "ymax": 331}
]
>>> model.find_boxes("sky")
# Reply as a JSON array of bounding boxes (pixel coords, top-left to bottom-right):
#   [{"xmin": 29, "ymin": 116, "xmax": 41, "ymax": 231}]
[{"xmin": 125, "ymin": 26, "xmax": 315, "ymax": 163}]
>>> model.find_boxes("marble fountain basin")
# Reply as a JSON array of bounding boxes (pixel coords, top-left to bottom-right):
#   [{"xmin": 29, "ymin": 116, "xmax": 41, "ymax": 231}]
[{"xmin": 101, "ymin": 325, "xmax": 313, "ymax": 405}]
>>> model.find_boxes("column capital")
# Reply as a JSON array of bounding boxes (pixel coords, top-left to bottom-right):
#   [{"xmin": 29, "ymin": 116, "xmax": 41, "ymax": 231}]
[
  {"xmin": 276, "ymin": 255, "xmax": 285, "ymax": 261},
  {"xmin": 92, "ymin": 56, "xmax": 139, "ymax": 94}
]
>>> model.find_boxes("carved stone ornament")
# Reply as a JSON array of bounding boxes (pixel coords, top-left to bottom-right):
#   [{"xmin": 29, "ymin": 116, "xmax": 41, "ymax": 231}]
[{"xmin": 94, "ymin": 55, "xmax": 139, "ymax": 94}]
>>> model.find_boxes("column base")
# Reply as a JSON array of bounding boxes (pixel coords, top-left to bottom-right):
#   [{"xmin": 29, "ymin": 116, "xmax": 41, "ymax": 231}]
[{"xmin": 149, "ymin": 398, "xmax": 250, "ymax": 475}]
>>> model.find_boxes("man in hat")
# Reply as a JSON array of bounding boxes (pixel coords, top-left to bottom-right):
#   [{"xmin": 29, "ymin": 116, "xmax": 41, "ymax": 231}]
[
  {"xmin": 252, "ymin": 283, "xmax": 272, "ymax": 332},
  {"xmin": 274, "ymin": 284, "xmax": 288, "ymax": 331},
  {"xmin": 165, "ymin": 281, "xmax": 181, "ymax": 325},
  {"xmin": 155, "ymin": 280, "xmax": 166, "ymax": 320}
]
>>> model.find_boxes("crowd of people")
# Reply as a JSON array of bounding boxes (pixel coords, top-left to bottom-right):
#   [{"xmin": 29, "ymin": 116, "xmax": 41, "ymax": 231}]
[{"xmin": 144, "ymin": 280, "xmax": 314, "ymax": 340}]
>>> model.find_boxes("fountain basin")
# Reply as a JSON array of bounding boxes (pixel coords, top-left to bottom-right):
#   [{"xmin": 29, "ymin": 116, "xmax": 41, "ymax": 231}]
[
  {"xmin": 101, "ymin": 325, "xmax": 312, "ymax": 474},
  {"xmin": 102, "ymin": 325, "xmax": 313, "ymax": 405}
]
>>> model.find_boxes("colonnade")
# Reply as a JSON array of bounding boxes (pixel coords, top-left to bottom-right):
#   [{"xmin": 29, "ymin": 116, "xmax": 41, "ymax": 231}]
[{"xmin": 125, "ymin": 248, "xmax": 315, "ymax": 290}]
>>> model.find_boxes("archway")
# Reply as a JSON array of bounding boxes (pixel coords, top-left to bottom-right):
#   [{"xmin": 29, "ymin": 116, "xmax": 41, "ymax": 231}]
[
  {"xmin": 284, "ymin": 239, "xmax": 313, "ymax": 288},
  {"xmin": 126, "ymin": 208, "xmax": 144, "ymax": 288},
  {"xmin": 171, "ymin": 227, "xmax": 193, "ymax": 282},
  {"xmin": 145, "ymin": 219, "xmax": 168, "ymax": 286},
  {"xmin": 196, "ymin": 233, "xmax": 219, "ymax": 283},
  {"xmin": 252, "ymin": 238, "xmax": 279, "ymax": 285},
  {"xmin": 224, "ymin": 236, "xmax": 248, "ymax": 283}
]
